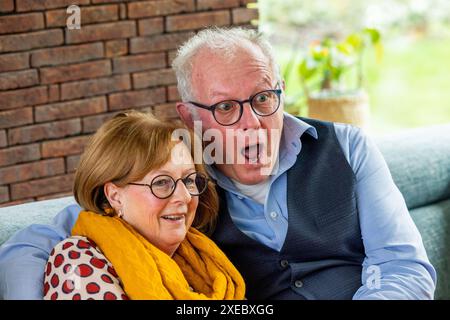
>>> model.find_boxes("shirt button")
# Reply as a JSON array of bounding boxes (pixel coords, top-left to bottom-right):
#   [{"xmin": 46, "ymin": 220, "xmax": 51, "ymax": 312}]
[
  {"xmin": 294, "ymin": 280, "xmax": 303, "ymax": 288},
  {"xmin": 270, "ymin": 211, "xmax": 278, "ymax": 220},
  {"xmin": 237, "ymin": 196, "xmax": 243, "ymax": 200},
  {"xmin": 280, "ymin": 260, "xmax": 289, "ymax": 268}
]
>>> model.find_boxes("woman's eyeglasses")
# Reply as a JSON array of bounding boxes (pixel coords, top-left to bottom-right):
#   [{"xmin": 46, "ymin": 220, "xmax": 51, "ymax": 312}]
[{"xmin": 128, "ymin": 172, "xmax": 209, "ymax": 199}]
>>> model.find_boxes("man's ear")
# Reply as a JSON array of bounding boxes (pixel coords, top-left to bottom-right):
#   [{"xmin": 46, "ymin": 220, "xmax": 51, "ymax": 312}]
[
  {"xmin": 176, "ymin": 102, "xmax": 194, "ymax": 129},
  {"xmin": 281, "ymin": 79, "xmax": 286, "ymax": 91},
  {"xmin": 104, "ymin": 182, "xmax": 123, "ymax": 211}
]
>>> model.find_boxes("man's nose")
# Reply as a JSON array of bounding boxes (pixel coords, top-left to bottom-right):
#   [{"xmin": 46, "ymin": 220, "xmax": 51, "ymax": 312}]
[{"xmin": 240, "ymin": 101, "xmax": 261, "ymax": 130}]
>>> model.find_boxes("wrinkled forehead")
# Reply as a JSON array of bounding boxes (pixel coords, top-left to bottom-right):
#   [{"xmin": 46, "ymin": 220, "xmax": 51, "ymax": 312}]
[{"xmin": 190, "ymin": 44, "xmax": 274, "ymax": 98}]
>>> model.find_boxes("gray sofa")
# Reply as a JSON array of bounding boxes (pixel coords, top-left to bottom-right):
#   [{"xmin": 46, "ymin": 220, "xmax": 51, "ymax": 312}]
[{"xmin": 1, "ymin": 124, "xmax": 449, "ymax": 299}]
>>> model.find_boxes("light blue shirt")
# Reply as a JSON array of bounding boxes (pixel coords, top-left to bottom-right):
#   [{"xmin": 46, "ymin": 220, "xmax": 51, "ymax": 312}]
[{"xmin": 0, "ymin": 113, "xmax": 436, "ymax": 299}]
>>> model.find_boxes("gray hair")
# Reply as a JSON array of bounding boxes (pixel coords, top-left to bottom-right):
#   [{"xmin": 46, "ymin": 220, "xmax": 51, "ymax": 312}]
[{"xmin": 172, "ymin": 27, "xmax": 281, "ymax": 102}]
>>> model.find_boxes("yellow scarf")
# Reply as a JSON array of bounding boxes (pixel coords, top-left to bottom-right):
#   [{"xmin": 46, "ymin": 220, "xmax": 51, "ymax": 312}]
[{"xmin": 71, "ymin": 211, "xmax": 245, "ymax": 300}]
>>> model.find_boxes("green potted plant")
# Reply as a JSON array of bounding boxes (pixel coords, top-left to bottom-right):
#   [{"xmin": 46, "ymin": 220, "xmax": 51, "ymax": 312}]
[{"xmin": 298, "ymin": 28, "xmax": 382, "ymax": 128}]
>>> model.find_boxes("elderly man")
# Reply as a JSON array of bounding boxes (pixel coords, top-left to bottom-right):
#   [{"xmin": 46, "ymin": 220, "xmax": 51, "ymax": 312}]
[{"xmin": 0, "ymin": 27, "xmax": 436, "ymax": 300}]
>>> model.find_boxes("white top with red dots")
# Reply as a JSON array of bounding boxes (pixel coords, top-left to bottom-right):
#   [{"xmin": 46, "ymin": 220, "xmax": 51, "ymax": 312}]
[{"xmin": 44, "ymin": 236, "xmax": 129, "ymax": 300}]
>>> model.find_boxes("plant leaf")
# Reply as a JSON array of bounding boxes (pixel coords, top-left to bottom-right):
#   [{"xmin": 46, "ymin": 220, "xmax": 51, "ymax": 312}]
[{"xmin": 298, "ymin": 58, "xmax": 317, "ymax": 80}]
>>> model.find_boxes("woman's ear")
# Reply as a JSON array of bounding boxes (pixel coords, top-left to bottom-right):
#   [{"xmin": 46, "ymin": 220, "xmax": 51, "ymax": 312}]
[{"xmin": 104, "ymin": 182, "xmax": 123, "ymax": 211}]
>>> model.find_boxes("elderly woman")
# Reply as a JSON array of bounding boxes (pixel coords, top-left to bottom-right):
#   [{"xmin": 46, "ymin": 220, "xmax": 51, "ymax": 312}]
[{"xmin": 43, "ymin": 111, "xmax": 245, "ymax": 300}]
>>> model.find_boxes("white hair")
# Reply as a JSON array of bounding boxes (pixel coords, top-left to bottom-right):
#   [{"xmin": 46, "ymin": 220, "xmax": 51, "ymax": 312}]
[{"xmin": 172, "ymin": 27, "xmax": 281, "ymax": 102}]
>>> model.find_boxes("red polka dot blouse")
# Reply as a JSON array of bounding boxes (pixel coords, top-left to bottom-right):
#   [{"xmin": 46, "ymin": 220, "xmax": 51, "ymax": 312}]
[{"xmin": 43, "ymin": 236, "xmax": 129, "ymax": 300}]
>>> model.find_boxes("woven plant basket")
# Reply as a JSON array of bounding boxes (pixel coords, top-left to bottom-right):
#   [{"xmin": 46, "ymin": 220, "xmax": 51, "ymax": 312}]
[{"xmin": 307, "ymin": 90, "xmax": 370, "ymax": 129}]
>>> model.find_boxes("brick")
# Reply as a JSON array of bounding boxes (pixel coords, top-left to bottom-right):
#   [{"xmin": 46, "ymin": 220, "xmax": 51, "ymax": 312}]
[
  {"xmin": 46, "ymin": 5, "xmax": 119, "ymax": 27},
  {"xmin": 0, "ymin": 13, "xmax": 45, "ymax": 35},
  {"xmin": 0, "ymin": 143, "xmax": 40, "ymax": 167},
  {"xmin": 0, "ymin": 86, "xmax": 48, "ymax": 111},
  {"xmin": 197, "ymin": 0, "xmax": 239, "ymax": 10},
  {"xmin": 166, "ymin": 11, "xmax": 230, "ymax": 32},
  {"xmin": 42, "ymin": 136, "xmax": 90, "ymax": 158},
  {"xmin": 167, "ymin": 85, "xmax": 180, "ymax": 101},
  {"xmin": 0, "ymin": 108, "xmax": 33, "ymax": 129},
  {"xmin": 128, "ymin": 0, "xmax": 195, "ymax": 19},
  {"xmin": 66, "ymin": 154, "xmax": 81, "ymax": 172},
  {"xmin": 16, "ymin": 0, "xmax": 90, "ymax": 12},
  {"xmin": 92, "ymin": 0, "xmax": 126, "ymax": 3},
  {"xmin": 65, "ymin": 21, "xmax": 136, "ymax": 44},
  {"xmin": 167, "ymin": 50, "xmax": 177, "ymax": 65},
  {"xmin": 48, "ymin": 85, "xmax": 60, "ymax": 103},
  {"xmin": 232, "ymin": 7, "xmax": 259, "ymax": 24},
  {"xmin": 0, "ymin": 158, "xmax": 65, "ymax": 185},
  {"xmin": 31, "ymin": 43, "xmax": 104, "ymax": 67},
  {"xmin": 138, "ymin": 18, "xmax": 164, "ymax": 36},
  {"xmin": 0, "ymin": 186, "xmax": 8, "ymax": 203},
  {"xmin": 8, "ymin": 118, "xmax": 81, "ymax": 146},
  {"xmin": 10, "ymin": 173, "xmax": 75, "ymax": 201},
  {"xmin": 108, "ymin": 87, "xmax": 166, "ymax": 111},
  {"xmin": 0, "ymin": 0, "xmax": 14, "ymax": 13},
  {"xmin": 0, "ymin": 52, "xmax": 29, "ymax": 72},
  {"xmin": 40, "ymin": 60, "xmax": 112, "ymax": 85},
  {"xmin": 0, "ymin": 198, "xmax": 34, "ymax": 207},
  {"xmin": 0, "ymin": 70, "xmax": 39, "ymax": 90},
  {"xmin": 35, "ymin": 97, "xmax": 107, "ymax": 123},
  {"xmin": 0, "ymin": 130, "xmax": 6, "ymax": 148},
  {"xmin": 119, "ymin": 3, "xmax": 127, "ymax": 19},
  {"xmin": 130, "ymin": 32, "xmax": 194, "ymax": 54},
  {"xmin": 0, "ymin": 29, "xmax": 63, "ymax": 53},
  {"xmin": 153, "ymin": 103, "xmax": 179, "ymax": 120},
  {"xmin": 60, "ymin": 75, "xmax": 131, "ymax": 101},
  {"xmin": 113, "ymin": 52, "xmax": 166, "ymax": 74},
  {"xmin": 37, "ymin": 191, "xmax": 73, "ymax": 201},
  {"xmin": 138, "ymin": 106, "xmax": 153, "ymax": 114},
  {"xmin": 82, "ymin": 112, "xmax": 117, "ymax": 134},
  {"xmin": 133, "ymin": 68, "xmax": 176, "ymax": 89},
  {"xmin": 105, "ymin": 39, "xmax": 128, "ymax": 58}
]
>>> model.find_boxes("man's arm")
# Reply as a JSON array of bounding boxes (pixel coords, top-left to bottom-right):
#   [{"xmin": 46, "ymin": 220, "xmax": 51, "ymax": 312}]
[
  {"xmin": 0, "ymin": 204, "xmax": 81, "ymax": 299},
  {"xmin": 334, "ymin": 124, "xmax": 436, "ymax": 300}
]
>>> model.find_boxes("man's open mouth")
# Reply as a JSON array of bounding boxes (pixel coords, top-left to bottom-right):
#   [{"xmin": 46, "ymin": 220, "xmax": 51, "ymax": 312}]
[{"xmin": 241, "ymin": 143, "xmax": 264, "ymax": 164}]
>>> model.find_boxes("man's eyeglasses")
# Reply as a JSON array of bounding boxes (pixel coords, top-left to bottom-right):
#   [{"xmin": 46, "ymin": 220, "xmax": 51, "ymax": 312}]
[
  {"xmin": 128, "ymin": 172, "xmax": 209, "ymax": 200},
  {"xmin": 188, "ymin": 83, "xmax": 282, "ymax": 126}
]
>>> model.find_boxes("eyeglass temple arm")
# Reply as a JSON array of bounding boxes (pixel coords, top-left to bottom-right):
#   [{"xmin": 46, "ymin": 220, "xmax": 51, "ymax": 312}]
[{"xmin": 188, "ymin": 101, "xmax": 214, "ymax": 111}]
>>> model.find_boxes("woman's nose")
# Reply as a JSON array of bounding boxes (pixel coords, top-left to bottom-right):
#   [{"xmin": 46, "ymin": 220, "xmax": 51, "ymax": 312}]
[{"xmin": 171, "ymin": 180, "xmax": 192, "ymax": 203}]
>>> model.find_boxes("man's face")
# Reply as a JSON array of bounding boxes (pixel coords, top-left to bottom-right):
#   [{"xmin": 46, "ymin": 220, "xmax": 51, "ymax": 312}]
[{"xmin": 186, "ymin": 44, "xmax": 284, "ymax": 185}]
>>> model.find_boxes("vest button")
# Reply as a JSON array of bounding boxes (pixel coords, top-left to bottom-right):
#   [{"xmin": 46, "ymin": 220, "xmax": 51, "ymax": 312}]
[
  {"xmin": 294, "ymin": 280, "xmax": 303, "ymax": 288},
  {"xmin": 280, "ymin": 260, "xmax": 289, "ymax": 268}
]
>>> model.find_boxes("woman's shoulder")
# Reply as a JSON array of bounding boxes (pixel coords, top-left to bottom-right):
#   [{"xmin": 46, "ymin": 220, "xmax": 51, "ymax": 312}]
[
  {"xmin": 50, "ymin": 236, "xmax": 101, "ymax": 256},
  {"xmin": 44, "ymin": 236, "xmax": 128, "ymax": 300}
]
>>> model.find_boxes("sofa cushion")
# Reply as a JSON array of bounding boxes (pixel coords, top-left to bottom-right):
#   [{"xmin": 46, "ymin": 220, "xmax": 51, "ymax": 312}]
[
  {"xmin": 410, "ymin": 199, "xmax": 450, "ymax": 300},
  {"xmin": 0, "ymin": 196, "xmax": 76, "ymax": 245},
  {"xmin": 377, "ymin": 124, "xmax": 450, "ymax": 210}
]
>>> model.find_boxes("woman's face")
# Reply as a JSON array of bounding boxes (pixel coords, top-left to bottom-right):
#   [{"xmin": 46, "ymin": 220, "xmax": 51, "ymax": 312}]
[{"xmin": 116, "ymin": 142, "xmax": 199, "ymax": 256}]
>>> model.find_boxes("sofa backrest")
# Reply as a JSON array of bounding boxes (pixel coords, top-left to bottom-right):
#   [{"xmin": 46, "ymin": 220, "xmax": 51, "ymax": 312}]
[
  {"xmin": 376, "ymin": 124, "xmax": 450, "ymax": 210},
  {"xmin": 0, "ymin": 196, "xmax": 76, "ymax": 245}
]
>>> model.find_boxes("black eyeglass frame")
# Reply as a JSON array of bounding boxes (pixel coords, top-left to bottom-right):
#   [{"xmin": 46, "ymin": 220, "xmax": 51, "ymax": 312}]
[
  {"xmin": 188, "ymin": 83, "xmax": 283, "ymax": 126},
  {"xmin": 128, "ymin": 172, "xmax": 209, "ymax": 200}
]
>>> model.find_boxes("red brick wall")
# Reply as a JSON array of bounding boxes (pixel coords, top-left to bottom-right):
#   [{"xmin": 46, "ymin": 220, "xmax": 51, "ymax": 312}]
[{"xmin": 0, "ymin": 0, "xmax": 258, "ymax": 206}]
